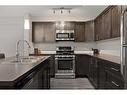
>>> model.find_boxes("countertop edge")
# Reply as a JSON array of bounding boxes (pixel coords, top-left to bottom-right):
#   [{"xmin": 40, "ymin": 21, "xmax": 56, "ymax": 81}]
[
  {"xmin": 30, "ymin": 53, "xmax": 120, "ymax": 64},
  {"xmin": 0, "ymin": 56, "xmax": 51, "ymax": 87}
]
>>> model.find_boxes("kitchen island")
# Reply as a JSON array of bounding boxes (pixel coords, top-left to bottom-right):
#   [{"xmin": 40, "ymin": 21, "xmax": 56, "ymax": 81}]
[{"xmin": 0, "ymin": 56, "xmax": 50, "ymax": 89}]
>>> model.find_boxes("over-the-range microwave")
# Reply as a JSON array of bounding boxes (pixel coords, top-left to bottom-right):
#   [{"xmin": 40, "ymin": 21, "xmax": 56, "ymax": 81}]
[{"xmin": 56, "ymin": 30, "xmax": 75, "ymax": 41}]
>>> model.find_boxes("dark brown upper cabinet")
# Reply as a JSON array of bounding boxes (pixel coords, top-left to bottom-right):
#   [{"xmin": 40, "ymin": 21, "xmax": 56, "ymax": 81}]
[
  {"xmin": 85, "ymin": 21, "xmax": 94, "ymax": 42},
  {"xmin": 94, "ymin": 18, "xmax": 99, "ymax": 41},
  {"xmin": 75, "ymin": 22, "xmax": 85, "ymax": 42},
  {"xmin": 103, "ymin": 8, "xmax": 112, "ymax": 39},
  {"xmin": 55, "ymin": 21, "xmax": 75, "ymax": 30},
  {"xmin": 95, "ymin": 15, "xmax": 104, "ymax": 41},
  {"xmin": 111, "ymin": 6, "xmax": 121, "ymax": 38},
  {"xmin": 44, "ymin": 22, "xmax": 56, "ymax": 42},
  {"xmin": 94, "ymin": 6, "xmax": 121, "ymax": 41},
  {"xmin": 32, "ymin": 22, "xmax": 55, "ymax": 43}
]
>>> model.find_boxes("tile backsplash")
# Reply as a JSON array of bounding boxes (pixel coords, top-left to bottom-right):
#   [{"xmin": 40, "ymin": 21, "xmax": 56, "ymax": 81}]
[
  {"xmin": 34, "ymin": 42, "xmax": 96, "ymax": 51},
  {"xmin": 33, "ymin": 38, "xmax": 120, "ymax": 56},
  {"xmin": 96, "ymin": 38, "xmax": 120, "ymax": 56}
]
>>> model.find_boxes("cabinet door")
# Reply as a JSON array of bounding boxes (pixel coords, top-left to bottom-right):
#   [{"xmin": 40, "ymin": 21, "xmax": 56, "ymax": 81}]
[
  {"xmin": 89, "ymin": 57, "xmax": 99, "ymax": 88},
  {"xmin": 103, "ymin": 9, "xmax": 112, "ymax": 39},
  {"xmin": 76, "ymin": 55, "xmax": 90, "ymax": 77},
  {"xmin": 94, "ymin": 16, "xmax": 103, "ymax": 40},
  {"xmin": 75, "ymin": 22, "xmax": 85, "ymax": 42},
  {"xmin": 105, "ymin": 70, "xmax": 124, "ymax": 89},
  {"xmin": 98, "ymin": 59, "xmax": 106, "ymax": 89},
  {"xmin": 44, "ymin": 22, "xmax": 56, "ymax": 42},
  {"xmin": 93, "ymin": 58, "xmax": 99, "ymax": 88},
  {"xmin": 104, "ymin": 60, "xmax": 124, "ymax": 89},
  {"xmin": 49, "ymin": 55, "xmax": 55, "ymax": 77},
  {"xmin": 111, "ymin": 6, "xmax": 121, "ymax": 38},
  {"xmin": 85, "ymin": 21, "xmax": 94, "ymax": 42},
  {"xmin": 94, "ymin": 19, "xmax": 99, "ymax": 41},
  {"xmin": 32, "ymin": 22, "xmax": 45, "ymax": 43},
  {"xmin": 89, "ymin": 57, "xmax": 94, "ymax": 80},
  {"xmin": 32, "ymin": 22, "xmax": 56, "ymax": 43}
]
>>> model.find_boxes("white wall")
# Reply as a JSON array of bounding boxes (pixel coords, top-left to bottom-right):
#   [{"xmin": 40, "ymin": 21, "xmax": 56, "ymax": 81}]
[
  {"xmin": 96, "ymin": 37, "xmax": 120, "ymax": 56},
  {"xmin": 0, "ymin": 17, "xmax": 24, "ymax": 57}
]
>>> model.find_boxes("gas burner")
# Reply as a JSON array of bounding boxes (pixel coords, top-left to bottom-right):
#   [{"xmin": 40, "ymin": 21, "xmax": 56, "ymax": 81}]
[{"xmin": 56, "ymin": 46, "xmax": 74, "ymax": 55}]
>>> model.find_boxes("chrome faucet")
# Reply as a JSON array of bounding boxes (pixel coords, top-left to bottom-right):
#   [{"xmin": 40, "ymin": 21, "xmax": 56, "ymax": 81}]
[{"xmin": 16, "ymin": 40, "xmax": 31, "ymax": 62}]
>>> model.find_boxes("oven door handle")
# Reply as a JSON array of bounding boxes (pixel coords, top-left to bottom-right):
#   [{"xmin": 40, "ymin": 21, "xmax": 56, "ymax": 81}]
[{"xmin": 56, "ymin": 58, "xmax": 74, "ymax": 60}]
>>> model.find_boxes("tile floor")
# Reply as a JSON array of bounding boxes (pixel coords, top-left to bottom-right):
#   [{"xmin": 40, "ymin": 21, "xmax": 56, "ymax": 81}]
[{"xmin": 50, "ymin": 78, "xmax": 94, "ymax": 89}]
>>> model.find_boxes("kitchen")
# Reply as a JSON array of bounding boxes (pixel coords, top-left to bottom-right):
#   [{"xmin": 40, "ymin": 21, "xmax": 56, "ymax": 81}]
[{"xmin": 0, "ymin": 5, "xmax": 126, "ymax": 89}]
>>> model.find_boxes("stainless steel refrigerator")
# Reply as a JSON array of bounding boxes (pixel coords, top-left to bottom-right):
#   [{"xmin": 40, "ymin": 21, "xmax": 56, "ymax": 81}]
[{"xmin": 121, "ymin": 6, "xmax": 127, "ymax": 88}]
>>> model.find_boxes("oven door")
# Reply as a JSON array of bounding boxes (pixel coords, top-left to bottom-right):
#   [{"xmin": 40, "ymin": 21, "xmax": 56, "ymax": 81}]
[{"xmin": 55, "ymin": 57, "xmax": 75, "ymax": 73}]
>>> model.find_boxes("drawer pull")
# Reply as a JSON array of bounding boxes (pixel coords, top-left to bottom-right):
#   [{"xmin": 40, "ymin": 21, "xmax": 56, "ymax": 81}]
[
  {"xmin": 111, "ymin": 67, "xmax": 119, "ymax": 72},
  {"xmin": 111, "ymin": 81, "xmax": 119, "ymax": 87}
]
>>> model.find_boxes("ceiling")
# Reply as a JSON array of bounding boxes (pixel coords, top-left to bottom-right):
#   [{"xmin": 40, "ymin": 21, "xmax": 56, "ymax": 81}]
[{"xmin": 0, "ymin": 6, "xmax": 107, "ymax": 21}]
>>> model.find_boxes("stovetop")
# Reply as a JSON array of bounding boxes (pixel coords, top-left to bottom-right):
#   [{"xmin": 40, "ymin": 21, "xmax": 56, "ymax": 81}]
[{"xmin": 56, "ymin": 52, "xmax": 74, "ymax": 55}]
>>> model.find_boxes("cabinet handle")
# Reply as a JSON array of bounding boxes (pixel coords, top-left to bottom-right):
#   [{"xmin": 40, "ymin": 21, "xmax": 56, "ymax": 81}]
[
  {"xmin": 111, "ymin": 81, "xmax": 119, "ymax": 87},
  {"xmin": 111, "ymin": 67, "xmax": 119, "ymax": 72}
]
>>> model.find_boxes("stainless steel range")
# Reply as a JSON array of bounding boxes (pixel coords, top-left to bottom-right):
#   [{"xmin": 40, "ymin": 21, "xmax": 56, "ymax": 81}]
[{"xmin": 55, "ymin": 46, "xmax": 75, "ymax": 78}]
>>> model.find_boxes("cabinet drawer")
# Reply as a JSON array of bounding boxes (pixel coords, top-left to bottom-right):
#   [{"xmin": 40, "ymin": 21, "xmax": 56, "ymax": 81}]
[
  {"xmin": 105, "ymin": 61, "xmax": 120, "ymax": 75},
  {"xmin": 105, "ymin": 70, "xmax": 124, "ymax": 89}
]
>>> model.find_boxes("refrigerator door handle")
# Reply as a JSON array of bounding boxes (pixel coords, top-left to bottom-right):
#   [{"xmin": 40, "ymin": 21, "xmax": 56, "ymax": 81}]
[{"xmin": 121, "ymin": 7, "xmax": 127, "ymax": 76}]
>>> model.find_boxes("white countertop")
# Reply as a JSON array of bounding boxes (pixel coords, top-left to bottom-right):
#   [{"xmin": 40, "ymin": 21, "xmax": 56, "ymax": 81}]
[
  {"xmin": 74, "ymin": 51, "xmax": 93, "ymax": 54},
  {"xmin": 40, "ymin": 51, "xmax": 56, "ymax": 54},
  {"xmin": 39, "ymin": 50, "xmax": 94, "ymax": 55},
  {"xmin": 30, "ymin": 50, "xmax": 120, "ymax": 64}
]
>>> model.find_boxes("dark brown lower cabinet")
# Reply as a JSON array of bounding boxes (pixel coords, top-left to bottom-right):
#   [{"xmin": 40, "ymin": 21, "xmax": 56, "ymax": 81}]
[
  {"xmin": 49, "ymin": 55, "xmax": 55, "ymax": 78},
  {"xmin": 104, "ymin": 61, "xmax": 124, "ymax": 89},
  {"xmin": 98, "ymin": 59, "xmax": 106, "ymax": 89},
  {"xmin": 105, "ymin": 70, "xmax": 124, "ymax": 89},
  {"xmin": 15, "ymin": 59, "xmax": 50, "ymax": 89},
  {"xmin": 76, "ymin": 54, "xmax": 90, "ymax": 78},
  {"xmin": 89, "ymin": 57, "xmax": 99, "ymax": 88},
  {"xmin": 30, "ymin": 54, "xmax": 55, "ymax": 78},
  {"xmin": 41, "ymin": 65, "xmax": 50, "ymax": 89},
  {"xmin": 88, "ymin": 56, "xmax": 124, "ymax": 89}
]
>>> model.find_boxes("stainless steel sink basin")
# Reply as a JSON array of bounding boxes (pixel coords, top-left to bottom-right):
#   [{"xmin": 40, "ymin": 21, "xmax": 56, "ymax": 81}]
[
  {"xmin": 1, "ymin": 57, "xmax": 41, "ymax": 64},
  {"xmin": 10, "ymin": 58, "xmax": 38, "ymax": 64},
  {"xmin": 0, "ymin": 56, "xmax": 45, "ymax": 64}
]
